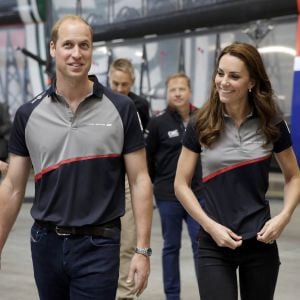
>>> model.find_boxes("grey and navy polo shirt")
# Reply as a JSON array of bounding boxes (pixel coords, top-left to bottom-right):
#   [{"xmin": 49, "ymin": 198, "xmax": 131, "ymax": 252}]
[
  {"xmin": 9, "ymin": 75, "xmax": 145, "ymax": 226},
  {"xmin": 183, "ymin": 112, "xmax": 291, "ymax": 239}
]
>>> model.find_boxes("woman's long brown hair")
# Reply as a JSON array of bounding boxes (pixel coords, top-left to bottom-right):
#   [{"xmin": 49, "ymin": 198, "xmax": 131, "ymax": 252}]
[{"xmin": 195, "ymin": 42, "xmax": 280, "ymax": 147}]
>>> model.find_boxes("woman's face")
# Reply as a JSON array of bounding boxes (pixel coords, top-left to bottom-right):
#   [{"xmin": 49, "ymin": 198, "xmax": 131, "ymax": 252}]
[{"xmin": 215, "ymin": 54, "xmax": 254, "ymax": 108}]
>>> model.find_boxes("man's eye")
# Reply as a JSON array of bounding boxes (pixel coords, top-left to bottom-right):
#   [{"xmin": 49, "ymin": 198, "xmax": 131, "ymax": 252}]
[{"xmin": 63, "ymin": 43, "xmax": 72, "ymax": 48}]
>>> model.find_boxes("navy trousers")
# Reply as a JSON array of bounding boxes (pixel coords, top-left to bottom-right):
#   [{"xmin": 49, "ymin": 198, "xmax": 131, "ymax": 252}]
[
  {"xmin": 30, "ymin": 222, "xmax": 120, "ymax": 300},
  {"xmin": 156, "ymin": 199, "xmax": 200, "ymax": 300}
]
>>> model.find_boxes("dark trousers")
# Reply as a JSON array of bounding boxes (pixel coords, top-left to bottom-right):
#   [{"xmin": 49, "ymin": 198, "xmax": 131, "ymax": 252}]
[
  {"xmin": 30, "ymin": 222, "xmax": 120, "ymax": 300},
  {"xmin": 196, "ymin": 233, "xmax": 280, "ymax": 300},
  {"xmin": 156, "ymin": 199, "xmax": 200, "ymax": 300}
]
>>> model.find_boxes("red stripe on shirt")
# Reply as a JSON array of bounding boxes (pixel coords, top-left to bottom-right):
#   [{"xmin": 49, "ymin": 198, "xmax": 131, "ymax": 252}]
[
  {"xmin": 202, "ymin": 154, "xmax": 272, "ymax": 183},
  {"xmin": 35, "ymin": 153, "xmax": 121, "ymax": 181}
]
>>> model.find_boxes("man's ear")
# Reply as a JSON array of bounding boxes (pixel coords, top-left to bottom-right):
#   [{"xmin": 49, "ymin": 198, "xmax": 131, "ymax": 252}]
[{"xmin": 49, "ymin": 41, "xmax": 55, "ymax": 58}]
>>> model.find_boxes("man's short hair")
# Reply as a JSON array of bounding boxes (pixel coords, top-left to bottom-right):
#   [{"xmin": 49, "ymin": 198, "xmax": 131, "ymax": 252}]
[
  {"xmin": 165, "ymin": 72, "xmax": 191, "ymax": 90},
  {"xmin": 109, "ymin": 58, "xmax": 135, "ymax": 82},
  {"xmin": 51, "ymin": 15, "xmax": 93, "ymax": 45}
]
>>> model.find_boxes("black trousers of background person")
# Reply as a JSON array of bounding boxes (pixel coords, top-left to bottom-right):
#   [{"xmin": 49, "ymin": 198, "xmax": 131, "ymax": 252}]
[{"xmin": 195, "ymin": 233, "xmax": 280, "ymax": 300}]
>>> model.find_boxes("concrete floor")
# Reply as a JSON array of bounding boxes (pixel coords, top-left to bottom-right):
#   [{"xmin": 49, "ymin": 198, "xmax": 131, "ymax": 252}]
[{"xmin": 0, "ymin": 176, "xmax": 299, "ymax": 300}]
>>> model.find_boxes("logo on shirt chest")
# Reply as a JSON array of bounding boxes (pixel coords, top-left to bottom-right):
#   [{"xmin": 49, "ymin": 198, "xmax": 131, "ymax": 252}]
[{"xmin": 168, "ymin": 129, "xmax": 180, "ymax": 138}]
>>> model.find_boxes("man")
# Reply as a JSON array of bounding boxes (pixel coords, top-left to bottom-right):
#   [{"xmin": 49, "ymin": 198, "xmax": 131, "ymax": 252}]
[
  {"xmin": 109, "ymin": 58, "xmax": 150, "ymax": 131},
  {"xmin": 108, "ymin": 58, "xmax": 150, "ymax": 300},
  {"xmin": 145, "ymin": 73, "xmax": 202, "ymax": 300},
  {"xmin": 0, "ymin": 15, "xmax": 153, "ymax": 300}
]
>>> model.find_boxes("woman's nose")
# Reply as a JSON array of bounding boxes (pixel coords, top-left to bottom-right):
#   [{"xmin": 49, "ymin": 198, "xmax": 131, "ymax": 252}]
[{"xmin": 221, "ymin": 77, "xmax": 229, "ymax": 86}]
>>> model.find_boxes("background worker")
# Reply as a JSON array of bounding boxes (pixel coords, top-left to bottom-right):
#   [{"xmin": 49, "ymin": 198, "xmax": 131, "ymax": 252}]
[
  {"xmin": 145, "ymin": 73, "xmax": 202, "ymax": 300},
  {"xmin": 108, "ymin": 58, "xmax": 150, "ymax": 300}
]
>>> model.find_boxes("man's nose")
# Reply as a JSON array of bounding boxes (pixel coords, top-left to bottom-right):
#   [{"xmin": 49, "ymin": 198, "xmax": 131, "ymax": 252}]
[
  {"xmin": 175, "ymin": 89, "xmax": 181, "ymax": 96},
  {"xmin": 72, "ymin": 46, "xmax": 82, "ymax": 58},
  {"xmin": 116, "ymin": 85, "xmax": 124, "ymax": 93}
]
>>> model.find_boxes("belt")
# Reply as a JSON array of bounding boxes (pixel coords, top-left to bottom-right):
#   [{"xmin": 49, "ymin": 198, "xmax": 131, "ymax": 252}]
[{"xmin": 34, "ymin": 218, "xmax": 120, "ymax": 238}]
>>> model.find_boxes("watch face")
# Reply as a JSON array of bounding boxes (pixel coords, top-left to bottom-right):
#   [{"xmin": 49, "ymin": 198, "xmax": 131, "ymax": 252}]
[{"xmin": 136, "ymin": 247, "xmax": 152, "ymax": 256}]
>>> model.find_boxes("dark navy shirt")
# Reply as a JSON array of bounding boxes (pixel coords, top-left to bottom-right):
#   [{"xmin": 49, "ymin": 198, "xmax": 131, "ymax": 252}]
[
  {"xmin": 183, "ymin": 113, "xmax": 291, "ymax": 239},
  {"xmin": 9, "ymin": 76, "xmax": 144, "ymax": 226},
  {"xmin": 145, "ymin": 106, "xmax": 203, "ymax": 200}
]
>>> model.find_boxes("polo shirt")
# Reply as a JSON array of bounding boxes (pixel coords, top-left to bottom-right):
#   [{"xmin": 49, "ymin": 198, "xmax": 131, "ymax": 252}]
[
  {"xmin": 145, "ymin": 105, "xmax": 203, "ymax": 200},
  {"xmin": 183, "ymin": 113, "xmax": 291, "ymax": 239},
  {"xmin": 9, "ymin": 75, "xmax": 145, "ymax": 226}
]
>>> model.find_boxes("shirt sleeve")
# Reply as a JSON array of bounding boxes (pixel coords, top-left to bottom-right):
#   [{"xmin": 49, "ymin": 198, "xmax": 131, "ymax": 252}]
[
  {"xmin": 182, "ymin": 120, "xmax": 202, "ymax": 154},
  {"xmin": 273, "ymin": 120, "xmax": 292, "ymax": 153},
  {"xmin": 8, "ymin": 105, "xmax": 30, "ymax": 157},
  {"xmin": 122, "ymin": 100, "xmax": 145, "ymax": 154}
]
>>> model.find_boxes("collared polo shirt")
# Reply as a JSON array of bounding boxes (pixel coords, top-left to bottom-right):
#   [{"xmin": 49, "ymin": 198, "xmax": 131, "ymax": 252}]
[
  {"xmin": 183, "ymin": 114, "xmax": 291, "ymax": 239},
  {"xmin": 145, "ymin": 105, "xmax": 203, "ymax": 200},
  {"xmin": 9, "ymin": 76, "xmax": 144, "ymax": 226}
]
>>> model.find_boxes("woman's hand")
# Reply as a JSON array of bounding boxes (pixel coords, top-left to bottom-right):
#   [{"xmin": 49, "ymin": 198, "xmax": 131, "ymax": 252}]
[
  {"xmin": 206, "ymin": 220, "xmax": 243, "ymax": 250},
  {"xmin": 257, "ymin": 212, "xmax": 290, "ymax": 244}
]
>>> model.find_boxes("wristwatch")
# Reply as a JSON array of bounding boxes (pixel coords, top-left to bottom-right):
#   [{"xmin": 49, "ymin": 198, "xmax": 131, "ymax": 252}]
[{"xmin": 135, "ymin": 247, "xmax": 152, "ymax": 257}]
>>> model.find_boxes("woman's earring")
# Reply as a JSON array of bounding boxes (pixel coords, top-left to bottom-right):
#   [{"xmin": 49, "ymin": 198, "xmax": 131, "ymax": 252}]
[{"xmin": 248, "ymin": 87, "xmax": 252, "ymax": 93}]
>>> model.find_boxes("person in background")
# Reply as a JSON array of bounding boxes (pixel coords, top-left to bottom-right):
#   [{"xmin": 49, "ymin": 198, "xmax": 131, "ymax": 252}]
[
  {"xmin": 109, "ymin": 58, "xmax": 150, "ymax": 131},
  {"xmin": 108, "ymin": 58, "xmax": 150, "ymax": 300},
  {"xmin": 174, "ymin": 42, "xmax": 300, "ymax": 300},
  {"xmin": 0, "ymin": 102, "xmax": 11, "ymax": 177},
  {"xmin": 145, "ymin": 73, "xmax": 202, "ymax": 300},
  {"xmin": 0, "ymin": 15, "xmax": 153, "ymax": 300}
]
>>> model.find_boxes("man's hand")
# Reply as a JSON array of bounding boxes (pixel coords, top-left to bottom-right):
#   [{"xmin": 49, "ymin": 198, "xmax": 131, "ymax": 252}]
[{"xmin": 126, "ymin": 253, "xmax": 150, "ymax": 297}]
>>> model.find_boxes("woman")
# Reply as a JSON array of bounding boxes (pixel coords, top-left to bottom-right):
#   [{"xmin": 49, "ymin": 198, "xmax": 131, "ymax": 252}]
[{"xmin": 174, "ymin": 42, "xmax": 300, "ymax": 300}]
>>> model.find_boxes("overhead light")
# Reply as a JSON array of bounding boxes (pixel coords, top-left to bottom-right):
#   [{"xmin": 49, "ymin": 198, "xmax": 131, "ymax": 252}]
[
  {"xmin": 94, "ymin": 46, "xmax": 108, "ymax": 54},
  {"xmin": 135, "ymin": 51, "xmax": 143, "ymax": 57},
  {"xmin": 258, "ymin": 46, "xmax": 296, "ymax": 56}
]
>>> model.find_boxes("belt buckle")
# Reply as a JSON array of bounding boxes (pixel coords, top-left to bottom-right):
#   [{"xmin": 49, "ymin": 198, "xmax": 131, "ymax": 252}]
[{"xmin": 55, "ymin": 226, "xmax": 71, "ymax": 236}]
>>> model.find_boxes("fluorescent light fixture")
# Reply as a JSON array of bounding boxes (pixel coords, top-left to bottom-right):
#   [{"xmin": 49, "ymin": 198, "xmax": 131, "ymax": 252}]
[
  {"xmin": 95, "ymin": 46, "xmax": 108, "ymax": 54},
  {"xmin": 135, "ymin": 51, "xmax": 143, "ymax": 57},
  {"xmin": 258, "ymin": 46, "xmax": 296, "ymax": 56}
]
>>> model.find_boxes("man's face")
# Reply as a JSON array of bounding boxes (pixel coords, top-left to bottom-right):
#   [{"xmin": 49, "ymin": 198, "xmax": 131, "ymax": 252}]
[
  {"xmin": 50, "ymin": 20, "xmax": 93, "ymax": 80},
  {"xmin": 167, "ymin": 77, "xmax": 191, "ymax": 109},
  {"xmin": 109, "ymin": 69, "xmax": 134, "ymax": 96}
]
